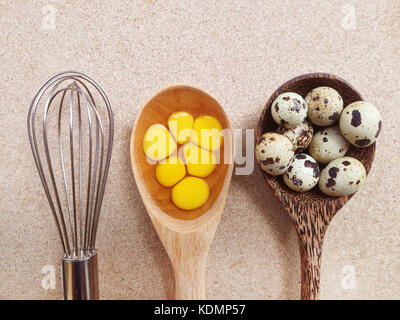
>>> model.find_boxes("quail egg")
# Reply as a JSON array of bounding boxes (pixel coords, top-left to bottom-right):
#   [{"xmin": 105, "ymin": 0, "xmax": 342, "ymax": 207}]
[
  {"xmin": 308, "ymin": 126, "xmax": 350, "ymax": 164},
  {"xmin": 319, "ymin": 157, "xmax": 366, "ymax": 196},
  {"xmin": 256, "ymin": 132, "xmax": 294, "ymax": 176},
  {"xmin": 339, "ymin": 101, "xmax": 382, "ymax": 147},
  {"xmin": 277, "ymin": 120, "xmax": 313, "ymax": 151},
  {"xmin": 305, "ymin": 87, "xmax": 343, "ymax": 126},
  {"xmin": 283, "ymin": 154, "xmax": 320, "ymax": 192},
  {"xmin": 271, "ymin": 92, "xmax": 308, "ymax": 128}
]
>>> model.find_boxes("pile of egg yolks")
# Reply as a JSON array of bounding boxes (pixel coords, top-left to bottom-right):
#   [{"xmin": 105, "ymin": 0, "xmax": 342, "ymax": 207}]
[{"xmin": 142, "ymin": 111, "xmax": 223, "ymax": 210}]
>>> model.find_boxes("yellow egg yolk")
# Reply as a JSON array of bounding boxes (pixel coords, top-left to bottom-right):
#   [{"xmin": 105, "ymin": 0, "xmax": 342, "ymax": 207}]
[
  {"xmin": 191, "ymin": 115, "xmax": 223, "ymax": 151},
  {"xmin": 181, "ymin": 143, "xmax": 216, "ymax": 178},
  {"xmin": 155, "ymin": 156, "xmax": 186, "ymax": 187},
  {"xmin": 168, "ymin": 111, "xmax": 194, "ymax": 144},
  {"xmin": 143, "ymin": 124, "xmax": 176, "ymax": 161},
  {"xmin": 171, "ymin": 177, "xmax": 210, "ymax": 210}
]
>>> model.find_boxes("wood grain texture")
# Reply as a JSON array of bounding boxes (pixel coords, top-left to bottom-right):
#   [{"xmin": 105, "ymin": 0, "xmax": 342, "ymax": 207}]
[
  {"xmin": 130, "ymin": 85, "xmax": 234, "ymax": 299},
  {"xmin": 256, "ymin": 73, "xmax": 376, "ymax": 300}
]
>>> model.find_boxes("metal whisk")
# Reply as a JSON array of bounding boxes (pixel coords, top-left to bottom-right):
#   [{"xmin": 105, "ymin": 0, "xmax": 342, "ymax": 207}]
[{"xmin": 27, "ymin": 71, "xmax": 114, "ymax": 299}]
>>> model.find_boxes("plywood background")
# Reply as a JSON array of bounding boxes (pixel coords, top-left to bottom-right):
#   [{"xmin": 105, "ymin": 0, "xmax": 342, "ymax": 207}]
[{"xmin": 0, "ymin": 0, "xmax": 399, "ymax": 299}]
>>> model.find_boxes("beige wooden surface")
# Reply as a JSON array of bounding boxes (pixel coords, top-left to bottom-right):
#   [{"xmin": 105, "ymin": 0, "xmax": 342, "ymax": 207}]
[{"xmin": 0, "ymin": 0, "xmax": 399, "ymax": 299}]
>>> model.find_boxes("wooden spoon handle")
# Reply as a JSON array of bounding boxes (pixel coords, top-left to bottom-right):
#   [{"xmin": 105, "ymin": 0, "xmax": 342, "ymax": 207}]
[
  {"xmin": 298, "ymin": 234, "xmax": 324, "ymax": 300},
  {"xmin": 174, "ymin": 258, "xmax": 207, "ymax": 300},
  {"xmin": 149, "ymin": 208, "xmax": 223, "ymax": 300}
]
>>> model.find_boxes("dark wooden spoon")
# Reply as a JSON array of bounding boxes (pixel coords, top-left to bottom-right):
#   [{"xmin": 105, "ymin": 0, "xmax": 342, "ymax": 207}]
[{"xmin": 256, "ymin": 73, "xmax": 375, "ymax": 300}]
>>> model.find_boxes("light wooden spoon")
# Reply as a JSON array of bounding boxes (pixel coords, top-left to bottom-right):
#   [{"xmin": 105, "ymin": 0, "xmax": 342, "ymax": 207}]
[
  {"xmin": 130, "ymin": 85, "xmax": 234, "ymax": 299},
  {"xmin": 256, "ymin": 73, "xmax": 375, "ymax": 300}
]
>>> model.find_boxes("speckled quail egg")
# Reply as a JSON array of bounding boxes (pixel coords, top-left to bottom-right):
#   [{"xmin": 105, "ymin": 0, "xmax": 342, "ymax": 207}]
[
  {"xmin": 283, "ymin": 154, "xmax": 320, "ymax": 192},
  {"xmin": 277, "ymin": 119, "xmax": 313, "ymax": 151},
  {"xmin": 256, "ymin": 132, "xmax": 294, "ymax": 176},
  {"xmin": 271, "ymin": 92, "xmax": 308, "ymax": 128},
  {"xmin": 318, "ymin": 157, "xmax": 366, "ymax": 197},
  {"xmin": 305, "ymin": 87, "xmax": 343, "ymax": 126},
  {"xmin": 308, "ymin": 126, "xmax": 350, "ymax": 164},
  {"xmin": 339, "ymin": 101, "xmax": 382, "ymax": 147}
]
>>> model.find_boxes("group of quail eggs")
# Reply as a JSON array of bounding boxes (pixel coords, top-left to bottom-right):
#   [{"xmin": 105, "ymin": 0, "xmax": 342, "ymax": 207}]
[{"xmin": 256, "ymin": 87, "xmax": 382, "ymax": 197}]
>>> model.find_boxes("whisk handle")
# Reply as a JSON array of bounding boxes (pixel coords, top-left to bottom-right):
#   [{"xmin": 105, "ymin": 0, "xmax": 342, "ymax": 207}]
[{"xmin": 62, "ymin": 253, "xmax": 99, "ymax": 300}]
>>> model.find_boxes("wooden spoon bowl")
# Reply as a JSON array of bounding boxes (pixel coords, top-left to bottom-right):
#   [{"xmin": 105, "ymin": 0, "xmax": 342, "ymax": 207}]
[
  {"xmin": 130, "ymin": 85, "xmax": 233, "ymax": 299},
  {"xmin": 256, "ymin": 73, "xmax": 375, "ymax": 299}
]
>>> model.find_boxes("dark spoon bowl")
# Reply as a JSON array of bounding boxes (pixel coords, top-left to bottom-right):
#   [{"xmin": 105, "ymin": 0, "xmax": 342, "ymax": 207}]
[{"xmin": 256, "ymin": 73, "xmax": 376, "ymax": 299}]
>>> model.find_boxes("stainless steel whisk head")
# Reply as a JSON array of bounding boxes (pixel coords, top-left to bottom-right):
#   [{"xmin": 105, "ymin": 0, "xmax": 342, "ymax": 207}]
[{"xmin": 27, "ymin": 71, "xmax": 114, "ymax": 299}]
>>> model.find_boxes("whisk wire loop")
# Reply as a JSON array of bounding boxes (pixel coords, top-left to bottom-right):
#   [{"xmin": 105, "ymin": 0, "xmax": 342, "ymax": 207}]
[{"xmin": 27, "ymin": 71, "xmax": 113, "ymax": 260}]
